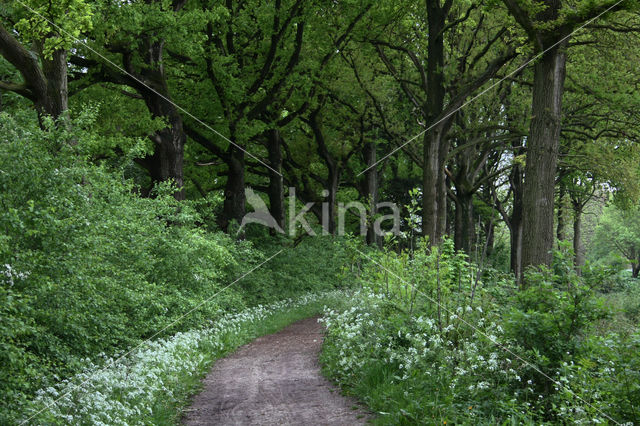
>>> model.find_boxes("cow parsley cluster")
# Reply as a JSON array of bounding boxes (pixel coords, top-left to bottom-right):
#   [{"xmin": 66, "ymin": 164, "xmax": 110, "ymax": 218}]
[{"xmin": 320, "ymin": 290, "xmax": 546, "ymax": 423}]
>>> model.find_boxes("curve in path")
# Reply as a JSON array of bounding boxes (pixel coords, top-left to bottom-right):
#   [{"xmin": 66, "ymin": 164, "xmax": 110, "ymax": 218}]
[{"xmin": 182, "ymin": 317, "xmax": 370, "ymax": 425}]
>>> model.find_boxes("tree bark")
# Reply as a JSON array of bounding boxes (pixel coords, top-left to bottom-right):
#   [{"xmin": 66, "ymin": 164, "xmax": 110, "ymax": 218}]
[
  {"xmin": 572, "ymin": 202, "xmax": 584, "ymax": 274},
  {"xmin": 324, "ymin": 170, "xmax": 339, "ymax": 235},
  {"xmin": 510, "ymin": 163, "xmax": 524, "ymax": 279},
  {"xmin": 454, "ymin": 190, "xmax": 474, "ymax": 255},
  {"xmin": 267, "ymin": 129, "xmax": 285, "ymax": 230},
  {"xmin": 422, "ymin": 0, "xmax": 446, "ymax": 246},
  {"xmin": 140, "ymin": 87, "xmax": 185, "ymax": 200},
  {"xmin": 38, "ymin": 49, "xmax": 68, "ymax": 122},
  {"xmin": 220, "ymin": 146, "xmax": 246, "ymax": 232},
  {"xmin": 138, "ymin": 79, "xmax": 186, "ymax": 199},
  {"xmin": 0, "ymin": 24, "xmax": 68, "ymax": 124},
  {"xmin": 117, "ymin": 35, "xmax": 187, "ymax": 200},
  {"xmin": 521, "ymin": 41, "xmax": 567, "ymax": 276},
  {"xmin": 364, "ymin": 141, "xmax": 380, "ymax": 246},
  {"xmin": 436, "ymin": 139, "xmax": 450, "ymax": 241},
  {"xmin": 309, "ymin": 107, "xmax": 339, "ymax": 235},
  {"xmin": 557, "ymin": 184, "xmax": 566, "ymax": 243},
  {"xmin": 485, "ymin": 219, "xmax": 495, "ymax": 257},
  {"xmin": 423, "ymin": 132, "xmax": 441, "ymax": 244}
]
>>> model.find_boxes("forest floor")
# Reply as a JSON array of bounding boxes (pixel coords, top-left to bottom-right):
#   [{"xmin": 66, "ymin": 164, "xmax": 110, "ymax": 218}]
[{"xmin": 182, "ymin": 317, "xmax": 370, "ymax": 425}]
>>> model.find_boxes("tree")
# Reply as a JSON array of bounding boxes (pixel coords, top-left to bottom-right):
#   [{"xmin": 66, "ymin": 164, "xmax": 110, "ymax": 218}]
[
  {"xmin": 176, "ymin": 0, "xmax": 371, "ymax": 230},
  {"xmin": 0, "ymin": 0, "xmax": 92, "ymax": 124},
  {"xmin": 558, "ymin": 21, "xmax": 640, "ymax": 271},
  {"xmin": 502, "ymin": 0, "xmax": 634, "ymax": 276},
  {"xmin": 365, "ymin": 0, "xmax": 517, "ymax": 245}
]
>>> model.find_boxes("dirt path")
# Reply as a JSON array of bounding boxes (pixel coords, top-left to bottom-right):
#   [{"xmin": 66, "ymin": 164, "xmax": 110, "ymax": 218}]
[{"xmin": 182, "ymin": 317, "xmax": 370, "ymax": 425}]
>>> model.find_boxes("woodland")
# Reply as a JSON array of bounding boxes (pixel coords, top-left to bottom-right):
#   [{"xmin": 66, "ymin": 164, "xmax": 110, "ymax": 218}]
[{"xmin": 1, "ymin": 0, "xmax": 640, "ymax": 424}]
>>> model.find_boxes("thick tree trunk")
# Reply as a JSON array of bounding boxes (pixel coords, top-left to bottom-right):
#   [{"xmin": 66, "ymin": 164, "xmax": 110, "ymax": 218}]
[
  {"xmin": 308, "ymin": 108, "xmax": 339, "ymax": 235},
  {"xmin": 135, "ymin": 40, "xmax": 186, "ymax": 200},
  {"xmin": 220, "ymin": 147, "xmax": 246, "ymax": 231},
  {"xmin": 141, "ymin": 88, "xmax": 186, "ymax": 200},
  {"xmin": 364, "ymin": 141, "xmax": 380, "ymax": 246},
  {"xmin": 632, "ymin": 258, "xmax": 639, "ymax": 279},
  {"xmin": 572, "ymin": 204, "xmax": 584, "ymax": 274},
  {"xmin": 267, "ymin": 129, "xmax": 285, "ymax": 230},
  {"xmin": 521, "ymin": 41, "xmax": 567, "ymax": 276},
  {"xmin": 146, "ymin": 127, "xmax": 185, "ymax": 199},
  {"xmin": 422, "ymin": 132, "xmax": 440, "ymax": 244},
  {"xmin": 37, "ymin": 49, "xmax": 68, "ymax": 123},
  {"xmin": 454, "ymin": 191, "xmax": 474, "ymax": 255},
  {"xmin": 422, "ymin": 0, "xmax": 446, "ymax": 246},
  {"xmin": 436, "ymin": 140, "xmax": 450, "ymax": 241}
]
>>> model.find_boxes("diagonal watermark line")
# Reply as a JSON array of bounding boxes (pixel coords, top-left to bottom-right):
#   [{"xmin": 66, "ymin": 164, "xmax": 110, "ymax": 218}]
[
  {"xmin": 13, "ymin": 0, "xmax": 281, "ymax": 177},
  {"xmin": 19, "ymin": 249, "xmax": 284, "ymax": 425},
  {"xmin": 354, "ymin": 248, "xmax": 621, "ymax": 425},
  {"xmin": 358, "ymin": 0, "xmax": 625, "ymax": 177}
]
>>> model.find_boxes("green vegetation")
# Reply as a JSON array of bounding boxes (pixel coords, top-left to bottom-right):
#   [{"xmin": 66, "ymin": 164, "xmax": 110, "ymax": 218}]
[
  {"xmin": 590, "ymin": 204, "xmax": 640, "ymax": 278},
  {"xmin": 0, "ymin": 113, "xmax": 351, "ymax": 423},
  {"xmin": 321, "ymin": 241, "xmax": 640, "ymax": 424},
  {"xmin": 2, "ymin": 0, "xmax": 640, "ymax": 424}
]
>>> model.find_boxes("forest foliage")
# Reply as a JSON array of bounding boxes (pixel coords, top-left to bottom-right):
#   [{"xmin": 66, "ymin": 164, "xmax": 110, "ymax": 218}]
[
  {"xmin": 0, "ymin": 113, "xmax": 350, "ymax": 421},
  {"xmin": 1, "ymin": 0, "xmax": 640, "ymax": 423}
]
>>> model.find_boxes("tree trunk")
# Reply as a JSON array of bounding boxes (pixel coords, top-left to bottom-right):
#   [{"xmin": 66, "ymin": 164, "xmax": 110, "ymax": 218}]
[
  {"xmin": 485, "ymin": 219, "xmax": 495, "ymax": 257},
  {"xmin": 632, "ymin": 258, "xmax": 639, "ymax": 279},
  {"xmin": 364, "ymin": 141, "xmax": 380, "ymax": 246},
  {"xmin": 140, "ymin": 88, "xmax": 186, "ymax": 200},
  {"xmin": 135, "ymin": 40, "xmax": 186, "ymax": 200},
  {"xmin": 454, "ymin": 196, "xmax": 463, "ymax": 253},
  {"xmin": 572, "ymin": 203, "xmax": 583, "ymax": 274},
  {"xmin": 422, "ymin": 0, "xmax": 446, "ymax": 246},
  {"xmin": 308, "ymin": 108, "xmax": 338, "ymax": 235},
  {"xmin": 521, "ymin": 41, "xmax": 567, "ymax": 277},
  {"xmin": 482, "ymin": 185, "xmax": 495, "ymax": 257},
  {"xmin": 436, "ymin": 139, "xmax": 450, "ymax": 242},
  {"xmin": 510, "ymin": 163, "xmax": 524, "ymax": 279},
  {"xmin": 38, "ymin": 49, "xmax": 68, "ymax": 123},
  {"xmin": 454, "ymin": 191, "xmax": 474, "ymax": 255},
  {"xmin": 220, "ymin": 146, "xmax": 246, "ymax": 232},
  {"xmin": 422, "ymin": 132, "xmax": 440, "ymax": 244},
  {"xmin": 267, "ymin": 129, "xmax": 285, "ymax": 230},
  {"xmin": 324, "ymin": 169, "xmax": 339, "ymax": 235},
  {"xmin": 557, "ymin": 185, "xmax": 566, "ymax": 243}
]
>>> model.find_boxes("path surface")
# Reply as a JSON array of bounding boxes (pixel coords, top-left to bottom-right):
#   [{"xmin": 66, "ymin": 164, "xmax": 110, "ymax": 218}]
[{"xmin": 182, "ymin": 317, "xmax": 370, "ymax": 425}]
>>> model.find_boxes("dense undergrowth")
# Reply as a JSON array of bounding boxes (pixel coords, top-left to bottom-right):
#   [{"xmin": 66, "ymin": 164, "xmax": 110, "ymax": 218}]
[
  {"xmin": 0, "ymin": 113, "xmax": 351, "ymax": 423},
  {"xmin": 320, "ymin": 240, "xmax": 640, "ymax": 424}
]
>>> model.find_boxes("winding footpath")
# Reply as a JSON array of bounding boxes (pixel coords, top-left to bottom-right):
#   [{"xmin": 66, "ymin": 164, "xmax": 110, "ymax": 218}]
[{"xmin": 182, "ymin": 317, "xmax": 370, "ymax": 425}]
